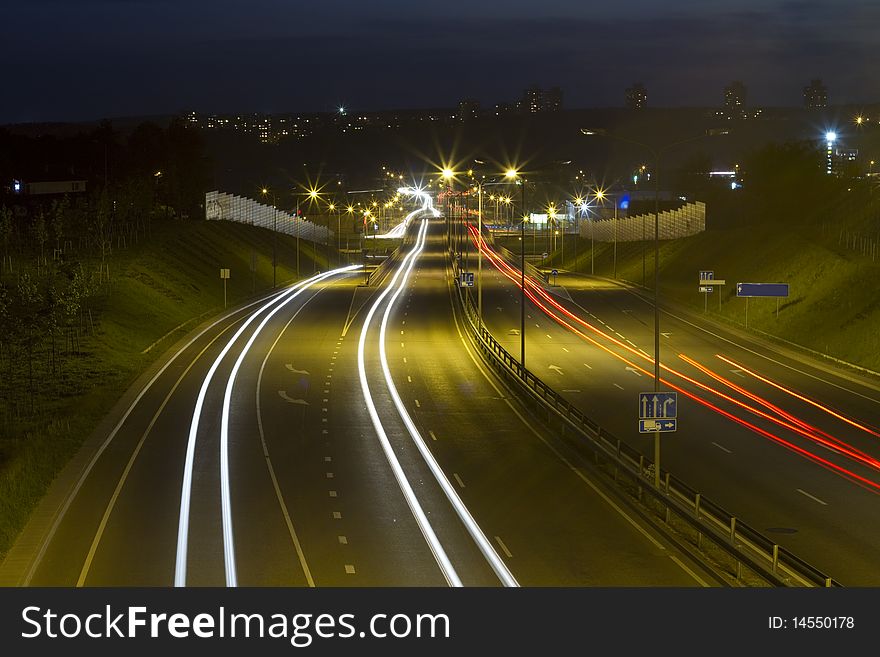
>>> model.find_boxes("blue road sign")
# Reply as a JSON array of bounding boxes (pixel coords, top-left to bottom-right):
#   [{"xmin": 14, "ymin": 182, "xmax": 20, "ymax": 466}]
[
  {"xmin": 551, "ymin": 269, "xmax": 558, "ymax": 276},
  {"xmin": 699, "ymin": 270, "xmax": 714, "ymax": 281},
  {"xmin": 639, "ymin": 418, "xmax": 677, "ymax": 433},
  {"xmin": 639, "ymin": 392, "xmax": 677, "ymax": 419},
  {"xmin": 736, "ymin": 283, "xmax": 789, "ymax": 298},
  {"xmin": 460, "ymin": 272, "xmax": 474, "ymax": 287}
]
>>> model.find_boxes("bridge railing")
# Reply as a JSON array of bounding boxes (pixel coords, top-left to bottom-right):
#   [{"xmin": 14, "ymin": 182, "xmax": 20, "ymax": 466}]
[{"xmin": 453, "ymin": 284, "xmax": 839, "ymax": 588}]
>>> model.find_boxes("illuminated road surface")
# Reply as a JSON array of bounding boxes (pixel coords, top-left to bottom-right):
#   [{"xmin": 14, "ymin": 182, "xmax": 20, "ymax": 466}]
[
  {"xmin": 471, "ymin": 226, "xmax": 880, "ymax": 584},
  {"xmin": 1, "ymin": 197, "xmax": 712, "ymax": 587}
]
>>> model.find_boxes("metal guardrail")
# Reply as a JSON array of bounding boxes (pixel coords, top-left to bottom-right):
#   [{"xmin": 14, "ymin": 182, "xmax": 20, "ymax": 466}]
[{"xmin": 453, "ymin": 285, "xmax": 840, "ymax": 588}]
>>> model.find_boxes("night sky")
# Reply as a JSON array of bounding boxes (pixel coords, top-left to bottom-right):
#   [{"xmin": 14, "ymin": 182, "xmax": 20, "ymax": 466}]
[{"xmin": 4, "ymin": 0, "xmax": 878, "ymax": 123}]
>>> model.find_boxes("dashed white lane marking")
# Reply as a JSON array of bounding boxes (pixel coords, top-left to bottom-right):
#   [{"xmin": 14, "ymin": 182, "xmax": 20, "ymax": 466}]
[
  {"xmin": 711, "ymin": 442, "xmax": 732, "ymax": 454},
  {"xmin": 562, "ymin": 347, "xmax": 570, "ymax": 353},
  {"xmin": 453, "ymin": 473, "xmax": 466, "ymax": 489},
  {"xmin": 329, "ymin": 490, "xmax": 338, "ymax": 498},
  {"xmin": 403, "ymin": 357, "xmax": 407, "ymax": 363},
  {"xmin": 429, "ymin": 430, "xmax": 437, "ymax": 441},
  {"xmin": 332, "ymin": 511, "xmax": 342, "ymax": 519},
  {"xmin": 797, "ymin": 488, "xmax": 828, "ymax": 506},
  {"xmin": 583, "ymin": 363, "xmax": 592, "ymax": 370},
  {"xmin": 626, "ymin": 340, "xmax": 638, "ymax": 348},
  {"xmin": 344, "ymin": 564, "xmax": 356, "ymax": 574},
  {"xmin": 414, "ymin": 399, "xmax": 421, "ymax": 408},
  {"xmin": 562, "ymin": 389, "xmax": 582, "ymax": 393},
  {"xmin": 546, "ymin": 334, "xmax": 552, "ymax": 339},
  {"xmin": 338, "ymin": 536, "xmax": 348, "ymax": 545},
  {"xmin": 324, "ymin": 456, "xmax": 332, "ymax": 462},
  {"xmin": 494, "ymin": 536, "xmax": 513, "ymax": 558},
  {"xmin": 401, "ymin": 342, "xmax": 405, "ymax": 348},
  {"xmin": 407, "ymin": 375, "xmax": 412, "ymax": 383},
  {"xmin": 401, "ymin": 330, "xmax": 405, "ymax": 335},
  {"xmin": 326, "ymin": 472, "xmax": 334, "ymax": 479},
  {"xmin": 613, "ymin": 383, "xmax": 625, "ymax": 390}
]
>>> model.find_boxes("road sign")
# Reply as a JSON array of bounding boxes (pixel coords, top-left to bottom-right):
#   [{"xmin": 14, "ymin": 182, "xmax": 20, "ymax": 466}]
[
  {"xmin": 220, "ymin": 268, "xmax": 230, "ymax": 279},
  {"xmin": 736, "ymin": 282, "xmax": 789, "ymax": 298},
  {"xmin": 699, "ymin": 286, "xmax": 713, "ymax": 293},
  {"xmin": 460, "ymin": 272, "xmax": 474, "ymax": 287},
  {"xmin": 699, "ymin": 270, "xmax": 714, "ymax": 281},
  {"xmin": 639, "ymin": 391, "xmax": 677, "ymax": 419},
  {"xmin": 703, "ymin": 279, "xmax": 726, "ymax": 286},
  {"xmin": 640, "ymin": 418, "xmax": 677, "ymax": 433},
  {"xmin": 542, "ymin": 252, "xmax": 549, "ymax": 259},
  {"xmin": 551, "ymin": 269, "xmax": 558, "ymax": 276}
]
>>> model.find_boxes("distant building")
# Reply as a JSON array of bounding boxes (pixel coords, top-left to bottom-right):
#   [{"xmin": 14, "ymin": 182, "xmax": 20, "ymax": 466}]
[
  {"xmin": 520, "ymin": 86, "xmax": 562, "ymax": 114},
  {"xmin": 625, "ymin": 83, "xmax": 647, "ymax": 109},
  {"xmin": 458, "ymin": 98, "xmax": 481, "ymax": 121},
  {"xmin": 494, "ymin": 102, "xmax": 517, "ymax": 117},
  {"xmin": 724, "ymin": 81, "xmax": 746, "ymax": 109},
  {"xmin": 803, "ymin": 79, "xmax": 828, "ymax": 108}
]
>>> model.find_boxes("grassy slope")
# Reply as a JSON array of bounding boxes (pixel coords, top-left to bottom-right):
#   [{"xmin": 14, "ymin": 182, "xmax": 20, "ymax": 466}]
[
  {"xmin": 514, "ymin": 218, "xmax": 880, "ymax": 371},
  {"xmin": 0, "ymin": 219, "xmax": 330, "ymax": 559}
]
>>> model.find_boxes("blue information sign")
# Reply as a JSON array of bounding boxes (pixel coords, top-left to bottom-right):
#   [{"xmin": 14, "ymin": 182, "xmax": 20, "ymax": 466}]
[
  {"xmin": 736, "ymin": 283, "xmax": 789, "ymax": 298},
  {"xmin": 639, "ymin": 392, "xmax": 677, "ymax": 419}
]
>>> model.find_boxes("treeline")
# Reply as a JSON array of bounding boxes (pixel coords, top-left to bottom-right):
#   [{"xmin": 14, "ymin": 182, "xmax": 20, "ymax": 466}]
[{"xmin": 0, "ymin": 119, "xmax": 210, "ymax": 425}]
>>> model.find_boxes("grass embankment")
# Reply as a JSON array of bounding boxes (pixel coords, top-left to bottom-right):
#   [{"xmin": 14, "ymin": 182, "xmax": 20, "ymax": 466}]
[
  {"xmin": 0, "ymin": 218, "xmax": 330, "ymax": 561},
  {"xmin": 497, "ymin": 220, "xmax": 880, "ymax": 372}
]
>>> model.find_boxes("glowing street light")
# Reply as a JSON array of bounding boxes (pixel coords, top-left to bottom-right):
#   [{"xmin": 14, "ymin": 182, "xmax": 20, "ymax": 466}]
[{"xmin": 826, "ymin": 131, "xmax": 837, "ymax": 175}]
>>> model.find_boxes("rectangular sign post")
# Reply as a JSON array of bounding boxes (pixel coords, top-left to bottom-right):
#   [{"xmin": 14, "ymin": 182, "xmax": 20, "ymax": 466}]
[
  {"xmin": 699, "ymin": 271, "xmax": 713, "ymax": 313},
  {"xmin": 638, "ymin": 391, "xmax": 678, "ymax": 433},
  {"xmin": 736, "ymin": 283, "xmax": 790, "ymax": 327},
  {"xmin": 220, "ymin": 268, "xmax": 230, "ymax": 308}
]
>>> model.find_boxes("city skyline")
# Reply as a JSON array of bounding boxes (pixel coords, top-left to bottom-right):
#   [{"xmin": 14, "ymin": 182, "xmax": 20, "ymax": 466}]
[{"xmin": 3, "ymin": 0, "xmax": 878, "ymax": 123}]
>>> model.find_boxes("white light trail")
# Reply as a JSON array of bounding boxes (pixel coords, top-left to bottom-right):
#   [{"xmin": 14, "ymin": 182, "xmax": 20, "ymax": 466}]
[
  {"xmin": 377, "ymin": 219, "xmax": 519, "ymax": 587},
  {"xmin": 175, "ymin": 265, "xmax": 358, "ymax": 587},
  {"xmin": 357, "ymin": 215, "xmax": 463, "ymax": 586},
  {"xmin": 365, "ymin": 186, "xmax": 440, "ymax": 240}
]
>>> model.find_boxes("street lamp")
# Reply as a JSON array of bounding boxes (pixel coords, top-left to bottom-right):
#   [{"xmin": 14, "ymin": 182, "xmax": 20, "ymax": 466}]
[
  {"xmin": 504, "ymin": 168, "xmax": 527, "ymax": 370},
  {"xmin": 825, "ymin": 131, "xmax": 837, "ymax": 175},
  {"xmin": 581, "ymin": 126, "xmax": 725, "ymax": 488},
  {"xmin": 473, "ymin": 171, "xmax": 520, "ymax": 331},
  {"xmin": 261, "ymin": 187, "xmax": 277, "ymax": 288},
  {"xmin": 594, "ymin": 188, "xmax": 620, "ymax": 279}
]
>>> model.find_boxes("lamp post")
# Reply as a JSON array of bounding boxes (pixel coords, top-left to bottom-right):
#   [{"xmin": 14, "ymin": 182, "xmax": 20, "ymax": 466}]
[
  {"xmin": 594, "ymin": 188, "xmax": 619, "ymax": 279},
  {"xmin": 581, "ymin": 127, "xmax": 726, "ymax": 488},
  {"xmin": 261, "ymin": 187, "xmax": 277, "ymax": 288},
  {"xmin": 473, "ymin": 171, "xmax": 520, "ymax": 331}
]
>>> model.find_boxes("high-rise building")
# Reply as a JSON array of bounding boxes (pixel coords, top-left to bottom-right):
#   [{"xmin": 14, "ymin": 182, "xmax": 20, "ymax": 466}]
[
  {"xmin": 458, "ymin": 98, "xmax": 480, "ymax": 121},
  {"xmin": 803, "ymin": 79, "xmax": 828, "ymax": 108},
  {"xmin": 625, "ymin": 83, "xmax": 647, "ymax": 109},
  {"xmin": 520, "ymin": 86, "xmax": 562, "ymax": 113},
  {"xmin": 724, "ymin": 81, "xmax": 747, "ymax": 109},
  {"xmin": 544, "ymin": 86, "xmax": 563, "ymax": 112}
]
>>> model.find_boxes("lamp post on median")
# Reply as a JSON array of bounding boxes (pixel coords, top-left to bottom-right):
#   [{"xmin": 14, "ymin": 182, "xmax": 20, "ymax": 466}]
[
  {"xmin": 260, "ymin": 187, "xmax": 277, "ymax": 288},
  {"xmin": 581, "ymin": 127, "xmax": 727, "ymax": 488}
]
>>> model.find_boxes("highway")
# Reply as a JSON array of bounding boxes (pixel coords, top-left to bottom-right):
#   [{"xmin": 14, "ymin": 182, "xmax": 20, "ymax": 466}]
[
  {"xmin": 470, "ymin": 227, "xmax": 880, "ymax": 585},
  {"xmin": 1, "ymin": 197, "xmax": 715, "ymax": 587}
]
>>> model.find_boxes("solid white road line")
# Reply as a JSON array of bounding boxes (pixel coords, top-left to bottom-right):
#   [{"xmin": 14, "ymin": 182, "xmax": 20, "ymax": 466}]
[
  {"xmin": 176, "ymin": 266, "xmax": 357, "ymax": 587},
  {"xmin": 378, "ymin": 221, "xmax": 518, "ymax": 588},
  {"xmin": 25, "ymin": 288, "xmax": 293, "ymax": 586},
  {"xmin": 254, "ymin": 289, "xmax": 336, "ymax": 587},
  {"xmin": 357, "ymin": 216, "xmax": 462, "ymax": 587}
]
